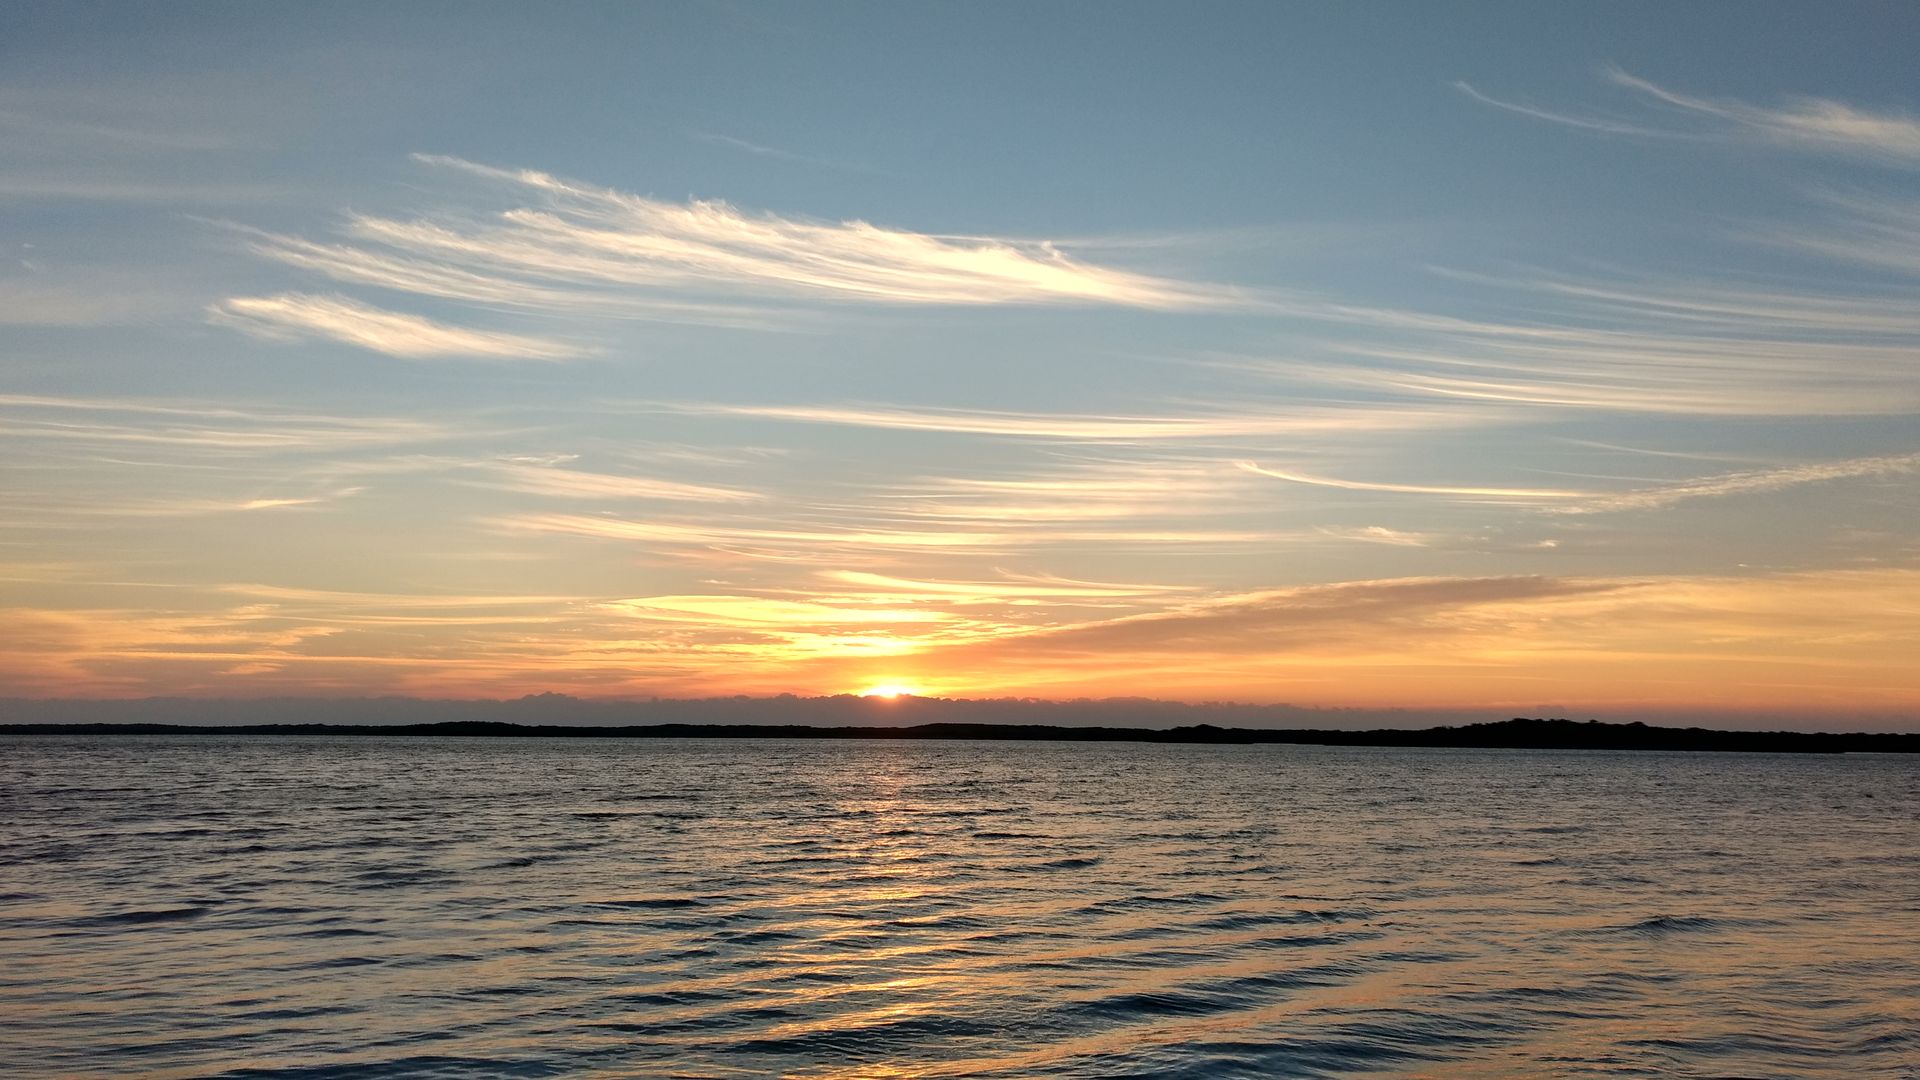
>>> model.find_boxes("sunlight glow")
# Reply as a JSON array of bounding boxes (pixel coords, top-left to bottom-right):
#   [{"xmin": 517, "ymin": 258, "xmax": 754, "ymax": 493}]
[{"xmin": 859, "ymin": 683, "xmax": 923, "ymax": 699}]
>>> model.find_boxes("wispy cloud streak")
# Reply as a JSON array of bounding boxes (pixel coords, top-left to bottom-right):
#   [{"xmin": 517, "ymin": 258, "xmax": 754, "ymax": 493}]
[
  {"xmin": 408, "ymin": 154, "xmax": 1241, "ymax": 308},
  {"xmin": 1239, "ymin": 461, "xmax": 1589, "ymax": 502},
  {"xmin": 477, "ymin": 462, "xmax": 761, "ymax": 503},
  {"xmin": 1606, "ymin": 68, "xmax": 1920, "ymax": 163},
  {"xmin": 211, "ymin": 293, "xmax": 592, "ymax": 361},
  {"xmin": 1566, "ymin": 452, "xmax": 1920, "ymax": 514},
  {"xmin": 0, "ymin": 394, "xmax": 458, "ymax": 454},
  {"xmin": 1453, "ymin": 81, "xmax": 1675, "ymax": 138},
  {"xmin": 500, "ymin": 511, "xmax": 1272, "ymax": 553},
  {"xmin": 1771, "ymin": 194, "xmax": 1920, "ymax": 278},
  {"xmin": 228, "ymin": 155, "xmax": 1244, "ymax": 333},
  {"xmin": 654, "ymin": 401, "xmax": 1479, "ymax": 441},
  {"xmin": 1460, "ymin": 69, "xmax": 1920, "ymax": 165},
  {"xmin": 1239, "ymin": 452, "xmax": 1920, "ymax": 514},
  {"xmin": 1248, "ymin": 272, "xmax": 1920, "ymax": 416}
]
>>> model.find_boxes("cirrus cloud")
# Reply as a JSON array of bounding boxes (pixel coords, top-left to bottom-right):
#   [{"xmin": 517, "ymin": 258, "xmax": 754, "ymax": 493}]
[
  {"xmin": 211, "ymin": 292, "xmax": 593, "ymax": 361},
  {"xmin": 1460, "ymin": 68, "xmax": 1920, "ymax": 165}
]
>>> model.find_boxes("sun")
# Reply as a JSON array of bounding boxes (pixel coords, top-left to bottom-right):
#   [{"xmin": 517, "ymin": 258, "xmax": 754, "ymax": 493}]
[{"xmin": 858, "ymin": 682, "xmax": 921, "ymax": 699}]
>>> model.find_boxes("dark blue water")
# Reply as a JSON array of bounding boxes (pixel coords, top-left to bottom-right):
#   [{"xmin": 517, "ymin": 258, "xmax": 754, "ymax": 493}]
[{"xmin": 2, "ymin": 736, "xmax": 1916, "ymax": 1078}]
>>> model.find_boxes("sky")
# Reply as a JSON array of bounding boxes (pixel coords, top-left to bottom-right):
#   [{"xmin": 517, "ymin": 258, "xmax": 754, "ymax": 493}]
[{"xmin": 3, "ymin": 2, "xmax": 1917, "ymax": 726}]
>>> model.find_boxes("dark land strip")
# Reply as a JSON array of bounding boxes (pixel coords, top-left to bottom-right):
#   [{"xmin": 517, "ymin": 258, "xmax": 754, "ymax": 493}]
[{"xmin": 1, "ymin": 716, "xmax": 1913, "ymax": 753}]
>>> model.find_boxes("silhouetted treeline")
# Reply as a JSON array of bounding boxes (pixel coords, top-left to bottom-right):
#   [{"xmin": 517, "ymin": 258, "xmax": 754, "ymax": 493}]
[
  {"xmin": 0, "ymin": 708, "xmax": 1912, "ymax": 753},
  {"xmin": 0, "ymin": 693, "xmax": 1462, "ymax": 731},
  {"xmin": 6, "ymin": 693, "xmax": 1910, "ymax": 735}
]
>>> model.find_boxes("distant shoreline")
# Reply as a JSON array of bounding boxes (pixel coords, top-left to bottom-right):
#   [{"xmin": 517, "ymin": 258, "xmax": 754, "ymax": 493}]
[{"xmin": 2, "ymin": 718, "xmax": 1913, "ymax": 754}]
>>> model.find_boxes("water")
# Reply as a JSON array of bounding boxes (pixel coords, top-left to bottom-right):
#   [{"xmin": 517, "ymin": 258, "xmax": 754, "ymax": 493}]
[{"xmin": 1, "ymin": 736, "xmax": 1915, "ymax": 1079}]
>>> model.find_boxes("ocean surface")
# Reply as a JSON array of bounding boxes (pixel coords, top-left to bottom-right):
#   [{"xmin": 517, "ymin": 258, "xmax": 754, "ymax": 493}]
[{"xmin": 1, "ymin": 736, "xmax": 1915, "ymax": 1079}]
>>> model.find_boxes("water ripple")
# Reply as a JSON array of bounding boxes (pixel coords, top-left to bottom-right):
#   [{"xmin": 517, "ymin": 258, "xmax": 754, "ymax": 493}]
[{"xmin": 1, "ymin": 735, "xmax": 1914, "ymax": 1078}]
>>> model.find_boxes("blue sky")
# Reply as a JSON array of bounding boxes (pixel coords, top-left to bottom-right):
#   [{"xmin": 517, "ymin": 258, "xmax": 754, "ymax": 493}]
[{"xmin": 3, "ymin": 2, "xmax": 1917, "ymax": 722}]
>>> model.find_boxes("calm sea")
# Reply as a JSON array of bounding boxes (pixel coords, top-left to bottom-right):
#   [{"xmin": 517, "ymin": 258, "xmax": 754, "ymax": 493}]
[{"xmin": 1, "ymin": 736, "xmax": 1915, "ymax": 1078}]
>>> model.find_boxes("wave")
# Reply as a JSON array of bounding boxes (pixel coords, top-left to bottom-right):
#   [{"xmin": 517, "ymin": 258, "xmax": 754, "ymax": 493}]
[{"xmin": 4, "ymin": 736, "xmax": 1911, "ymax": 1079}]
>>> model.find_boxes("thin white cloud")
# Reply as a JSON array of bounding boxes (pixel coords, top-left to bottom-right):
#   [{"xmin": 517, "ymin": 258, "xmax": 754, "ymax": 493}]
[
  {"xmin": 500, "ymin": 511, "xmax": 1275, "ymax": 553},
  {"xmin": 1242, "ymin": 263, "xmax": 1920, "ymax": 416},
  {"xmin": 227, "ymin": 221, "xmax": 803, "ymax": 329},
  {"xmin": 0, "ymin": 393, "xmax": 458, "ymax": 453},
  {"xmin": 1554, "ymin": 439, "xmax": 1757, "ymax": 464},
  {"xmin": 1452, "ymin": 81, "xmax": 1674, "ymax": 138},
  {"xmin": 1566, "ymin": 452, "xmax": 1920, "ymax": 514},
  {"xmin": 10, "ymin": 486, "xmax": 370, "ymax": 520},
  {"xmin": 1769, "ymin": 193, "xmax": 1920, "ymax": 278},
  {"xmin": 823, "ymin": 570, "xmax": 1190, "ymax": 602},
  {"xmin": 1239, "ymin": 461, "xmax": 1590, "ymax": 501},
  {"xmin": 221, "ymin": 583, "xmax": 586, "ymax": 610},
  {"xmin": 242, "ymin": 154, "xmax": 1244, "ymax": 316},
  {"xmin": 1242, "ymin": 453, "xmax": 1920, "ymax": 514},
  {"xmin": 479, "ymin": 462, "xmax": 761, "ymax": 503},
  {"xmin": 891, "ymin": 461, "xmax": 1257, "ymax": 522},
  {"xmin": 1459, "ymin": 68, "xmax": 1920, "ymax": 165},
  {"xmin": 954, "ymin": 575, "xmax": 1626, "ymax": 660},
  {"xmin": 694, "ymin": 132, "xmax": 811, "ymax": 160},
  {"xmin": 609, "ymin": 594, "xmax": 948, "ymax": 626},
  {"xmin": 1606, "ymin": 68, "xmax": 1920, "ymax": 163},
  {"xmin": 235, "ymin": 494, "xmax": 346, "ymax": 511},
  {"xmin": 1304, "ymin": 338, "xmax": 1920, "ymax": 417},
  {"xmin": 1425, "ymin": 265, "xmax": 1920, "ymax": 337},
  {"xmin": 211, "ymin": 292, "xmax": 593, "ymax": 361},
  {"xmin": 1319, "ymin": 525, "xmax": 1443, "ymax": 547},
  {"xmin": 0, "ymin": 108, "xmax": 233, "ymax": 150},
  {"xmin": 691, "ymin": 131, "xmax": 877, "ymax": 173},
  {"xmin": 654, "ymin": 401, "xmax": 1480, "ymax": 441}
]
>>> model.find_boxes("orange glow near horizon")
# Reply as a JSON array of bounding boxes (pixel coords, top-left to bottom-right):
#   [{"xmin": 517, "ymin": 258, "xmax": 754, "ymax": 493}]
[
  {"xmin": 858, "ymin": 683, "xmax": 924, "ymax": 700},
  {"xmin": 3, "ymin": 565, "xmax": 1915, "ymax": 726}
]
